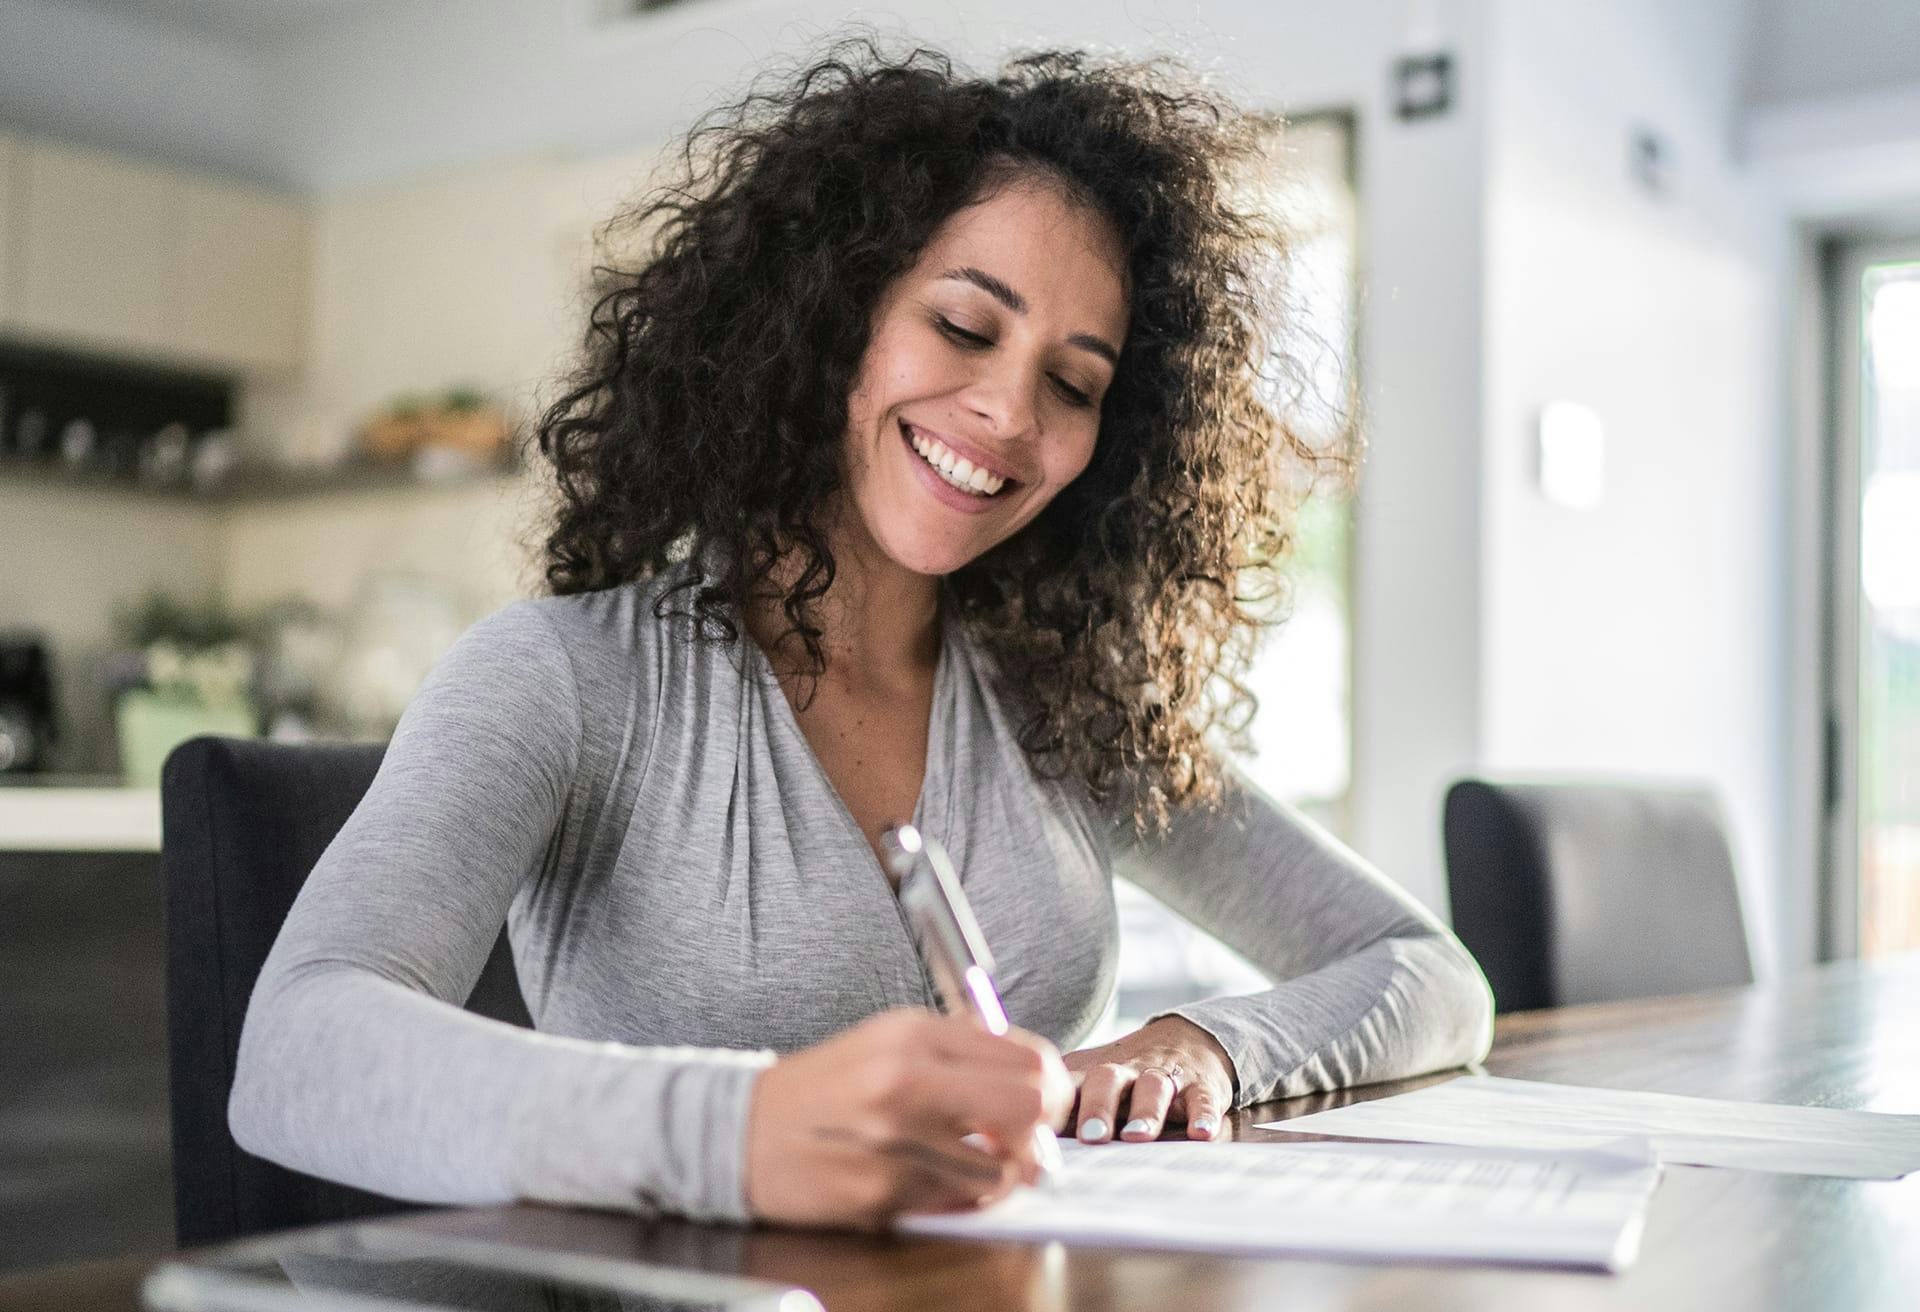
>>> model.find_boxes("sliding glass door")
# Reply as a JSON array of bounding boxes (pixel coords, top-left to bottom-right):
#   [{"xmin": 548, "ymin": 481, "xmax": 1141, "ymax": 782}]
[{"xmin": 1828, "ymin": 238, "xmax": 1920, "ymax": 958}]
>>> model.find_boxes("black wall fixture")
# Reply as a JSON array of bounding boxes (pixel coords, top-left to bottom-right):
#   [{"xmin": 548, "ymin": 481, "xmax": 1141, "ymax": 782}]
[{"xmin": 1394, "ymin": 51, "xmax": 1454, "ymax": 121}]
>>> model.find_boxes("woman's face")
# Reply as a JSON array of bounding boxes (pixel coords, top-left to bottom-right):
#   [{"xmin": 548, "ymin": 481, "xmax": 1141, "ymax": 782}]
[{"xmin": 839, "ymin": 180, "xmax": 1130, "ymax": 578}]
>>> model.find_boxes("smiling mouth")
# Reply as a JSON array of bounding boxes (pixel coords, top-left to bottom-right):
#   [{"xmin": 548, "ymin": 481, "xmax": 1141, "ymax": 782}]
[{"xmin": 901, "ymin": 422, "xmax": 1016, "ymax": 499}]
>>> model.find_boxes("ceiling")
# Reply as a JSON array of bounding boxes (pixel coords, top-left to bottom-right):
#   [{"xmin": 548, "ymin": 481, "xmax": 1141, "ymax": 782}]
[
  {"xmin": 63, "ymin": 0, "xmax": 391, "ymax": 43},
  {"xmin": 1745, "ymin": 0, "xmax": 1920, "ymax": 104}
]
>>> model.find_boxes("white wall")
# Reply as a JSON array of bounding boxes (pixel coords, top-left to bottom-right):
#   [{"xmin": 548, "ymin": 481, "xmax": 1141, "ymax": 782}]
[{"xmin": 1478, "ymin": 0, "xmax": 1798, "ymax": 971}]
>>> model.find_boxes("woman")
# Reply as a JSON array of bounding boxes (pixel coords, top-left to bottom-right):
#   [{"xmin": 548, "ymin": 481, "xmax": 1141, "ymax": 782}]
[{"xmin": 229, "ymin": 40, "xmax": 1493, "ymax": 1233}]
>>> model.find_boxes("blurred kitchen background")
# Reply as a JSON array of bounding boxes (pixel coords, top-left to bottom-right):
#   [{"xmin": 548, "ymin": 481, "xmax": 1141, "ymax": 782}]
[{"xmin": 2, "ymin": 0, "xmax": 1917, "ymax": 1276}]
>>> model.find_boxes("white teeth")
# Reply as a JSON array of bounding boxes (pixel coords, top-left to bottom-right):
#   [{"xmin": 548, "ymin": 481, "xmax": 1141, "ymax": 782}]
[{"xmin": 905, "ymin": 425, "xmax": 1007, "ymax": 497}]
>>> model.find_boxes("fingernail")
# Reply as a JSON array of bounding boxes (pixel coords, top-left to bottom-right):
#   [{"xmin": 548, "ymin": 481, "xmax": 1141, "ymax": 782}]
[
  {"xmin": 1122, "ymin": 1118, "xmax": 1153, "ymax": 1139},
  {"xmin": 1078, "ymin": 1117, "xmax": 1109, "ymax": 1142},
  {"xmin": 1190, "ymin": 1116, "xmax": 1216, "ymax": 1137}
]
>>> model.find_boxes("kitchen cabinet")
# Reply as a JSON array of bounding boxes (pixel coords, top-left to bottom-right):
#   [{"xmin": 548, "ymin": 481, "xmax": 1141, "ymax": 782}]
[
  {"xmin": 5, "ymin": 138, "xmax": 310, "ymax": 375},
  {"xmin": 12, "ymin": 140, "xmax": 176, "ymax": 360},
  {"xmin": 0, "ymin": 132, "xmax": 19, "ymax": 327},
  {"xmin": 0, "ymin": 848, "xmax": 173, "ymax": 1269},
  {"xmin": 175, "ymin": 176, "xmax": 309, "ymax": 373}
]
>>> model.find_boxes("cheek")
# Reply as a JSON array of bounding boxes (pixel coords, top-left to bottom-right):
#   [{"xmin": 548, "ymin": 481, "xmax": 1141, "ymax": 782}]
[
  {"xmin": 847, "ymin": 334, "xmax": 932, "ymax": 435},
  {"xmin": 1048, "ymin": 426, "xmax": 1101, "ymax": 489}
]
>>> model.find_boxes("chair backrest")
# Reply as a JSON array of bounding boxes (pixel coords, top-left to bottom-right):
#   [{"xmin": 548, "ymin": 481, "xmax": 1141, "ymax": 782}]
[
  {"xmin": 1443, "ymin": 779, "xmax": 1754, "ymax": 1014},
  {"xmin": 160, "ymin": 735, "xmax": 531, "ymax": 1247}
]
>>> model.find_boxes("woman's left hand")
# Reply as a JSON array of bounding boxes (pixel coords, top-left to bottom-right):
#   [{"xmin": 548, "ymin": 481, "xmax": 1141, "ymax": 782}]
[{"xmin": 1060, "ymin": 1016, "xmax": 1238, "ymax": 1144}]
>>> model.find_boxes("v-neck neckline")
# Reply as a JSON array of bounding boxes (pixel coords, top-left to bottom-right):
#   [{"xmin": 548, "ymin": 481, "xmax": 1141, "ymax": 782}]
[{"xmin": 749, "ymin": 599, "xmax": 954, "ymax": 891}]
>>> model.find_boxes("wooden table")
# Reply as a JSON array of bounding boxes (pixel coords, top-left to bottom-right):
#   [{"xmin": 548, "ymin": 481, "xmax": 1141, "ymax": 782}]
[{"xmin": 6, "ymin": 955, "xmax": 1917, "ymax": 1312}]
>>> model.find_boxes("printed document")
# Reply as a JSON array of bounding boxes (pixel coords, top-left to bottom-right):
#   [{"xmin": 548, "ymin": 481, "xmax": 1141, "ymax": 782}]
[
  {"xmin": 899, "ymin": 1137, "xmax": 1659, "ymax": 1272},
  {"xmin": 1262, "ymin": 1076, "xmax": 1920, "ymax": 1179}
]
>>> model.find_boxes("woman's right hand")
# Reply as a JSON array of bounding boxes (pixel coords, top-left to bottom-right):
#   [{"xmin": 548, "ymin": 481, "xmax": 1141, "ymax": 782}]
[{"xmin": 743, "ymin": 1007, "xmax": 1074, "ymax": 1230}]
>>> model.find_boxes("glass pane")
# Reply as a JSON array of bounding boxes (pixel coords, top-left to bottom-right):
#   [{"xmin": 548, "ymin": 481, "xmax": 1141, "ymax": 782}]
[
  {"xmin": 1233, "ymin": 113, "xmax": 1357, "ymax": 822},
  {"xmin": 1098, "ymin": 114, "xmax": 1358, "ymax": 1041},
  {"xmin": 1859, "ymin": 261, "xmax": 1920, "ymax": 957}
]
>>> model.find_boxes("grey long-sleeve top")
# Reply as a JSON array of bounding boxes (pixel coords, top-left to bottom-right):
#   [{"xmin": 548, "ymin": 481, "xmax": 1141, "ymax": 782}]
[{"xmin": 228, "ymin": 558, "xmax": 1493, "ymax": 1224}]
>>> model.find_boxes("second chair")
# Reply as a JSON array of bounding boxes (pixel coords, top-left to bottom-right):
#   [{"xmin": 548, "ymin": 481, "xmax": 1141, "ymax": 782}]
[{"xmin": 1443, "ymin": 779, "xmax": 1754, "ymax": 1014}]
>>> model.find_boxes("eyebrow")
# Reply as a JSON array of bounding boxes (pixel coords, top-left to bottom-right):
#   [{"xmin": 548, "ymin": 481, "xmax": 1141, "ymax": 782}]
[{"xmin": 938, "ymin": 265, "xmax": 1121, "ymax": 367}]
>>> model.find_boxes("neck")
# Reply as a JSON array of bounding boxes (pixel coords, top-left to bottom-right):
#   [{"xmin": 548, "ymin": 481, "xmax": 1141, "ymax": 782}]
[{"xmin": 742, "ymin": 502, "xmax": 941, "ymax": 685}]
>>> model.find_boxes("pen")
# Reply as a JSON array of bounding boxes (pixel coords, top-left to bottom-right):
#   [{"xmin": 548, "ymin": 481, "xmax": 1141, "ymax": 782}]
[{"xmin": 880, "ymin": 822, "xmax": 1067, "ymax": 1186}]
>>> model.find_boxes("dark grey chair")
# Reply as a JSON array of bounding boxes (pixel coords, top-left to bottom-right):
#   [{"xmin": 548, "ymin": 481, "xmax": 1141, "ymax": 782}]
[
  {"xmin": 160, "ymin": 735, "xmax": 531, "ymax": 1246},
  {"xmin": 1443, "ymin": 779, "xmax": 1754, "ymax": 1014}
]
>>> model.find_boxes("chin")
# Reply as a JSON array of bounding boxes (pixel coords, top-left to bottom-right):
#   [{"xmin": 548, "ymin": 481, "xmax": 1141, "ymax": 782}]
[{"xmin": 872, "ymin": 528, "xmax": 985, "ymax": 578}]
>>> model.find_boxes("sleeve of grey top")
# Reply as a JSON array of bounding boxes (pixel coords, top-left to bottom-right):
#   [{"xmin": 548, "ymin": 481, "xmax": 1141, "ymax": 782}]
[
  {"xmin": 1111, "ymin": 763, "xmax": 1494, "ymax": 1105},
  {"xmin": 226, "ymin": 603, "xmax": 774, "ymax": 1223}
]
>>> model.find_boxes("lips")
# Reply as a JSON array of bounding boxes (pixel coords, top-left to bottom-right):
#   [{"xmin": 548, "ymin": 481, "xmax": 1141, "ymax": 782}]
[
  {"xmin": 898, "ymin": 422, "xmax": 1015, "ymax": 514},
  {"xmin": 901, "ymin": 422, "xmax": 1021, "ymax": 488}
]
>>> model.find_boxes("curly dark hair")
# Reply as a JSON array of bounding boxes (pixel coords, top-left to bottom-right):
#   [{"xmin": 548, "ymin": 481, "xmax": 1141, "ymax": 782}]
[{"xmin": 533, "ymin": 35, "xmax": 1348, "ymax": 831}]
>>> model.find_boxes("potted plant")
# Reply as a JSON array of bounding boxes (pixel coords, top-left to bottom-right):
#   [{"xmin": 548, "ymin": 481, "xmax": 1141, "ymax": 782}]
[
  {"xmin": 356, "ymin": 385, "xmax": 512, "ymax": 468},
  {"xmin": 424, "ymin": 386, "xmax": 511, "ymax": 461},
  {"xmin": 107, "ymin": 591, "xmax": 261, "ymax": 787}
]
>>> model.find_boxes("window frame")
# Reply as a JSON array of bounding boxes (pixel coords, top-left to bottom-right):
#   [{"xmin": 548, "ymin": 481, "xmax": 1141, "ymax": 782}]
[{"xmin": 1821, "ymin": 233, "xmax": 1920, "ymax": 960}]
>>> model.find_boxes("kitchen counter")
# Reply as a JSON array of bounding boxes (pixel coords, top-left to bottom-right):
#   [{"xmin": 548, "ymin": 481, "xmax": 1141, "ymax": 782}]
[{"xmin": 0, "ymin": 780, "xmax": 160, "ymax": 852}]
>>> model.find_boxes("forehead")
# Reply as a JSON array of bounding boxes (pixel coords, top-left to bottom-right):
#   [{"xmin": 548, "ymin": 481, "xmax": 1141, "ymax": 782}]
[{"xmin": 916, "ymin": 182, "xmax": 1130, "ymax": 336}]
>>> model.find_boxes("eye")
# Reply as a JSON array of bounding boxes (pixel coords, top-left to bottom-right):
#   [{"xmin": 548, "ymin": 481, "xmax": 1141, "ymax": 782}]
[
  {"xmin": 935, "ymin": 316, "xmax": 1096, "ymax": 408},
  {"xmin": 934, "ymin": 316, "xmax": 991, "ymax": 348},
  {"xmin": 1051, "ymin": 377, "xmax": 1093, "ymax": 408}
]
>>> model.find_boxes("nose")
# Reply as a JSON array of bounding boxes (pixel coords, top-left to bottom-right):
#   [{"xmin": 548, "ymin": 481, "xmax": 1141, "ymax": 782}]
[{"xmin": 962, "ymin": 355, "xmax": 1042, "ymax": 440}]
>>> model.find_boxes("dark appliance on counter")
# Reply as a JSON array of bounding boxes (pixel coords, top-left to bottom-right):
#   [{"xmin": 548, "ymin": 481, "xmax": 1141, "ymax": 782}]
[{"xmin": 0, "ymin": 632, "xmax": 59, "ymax": 773}]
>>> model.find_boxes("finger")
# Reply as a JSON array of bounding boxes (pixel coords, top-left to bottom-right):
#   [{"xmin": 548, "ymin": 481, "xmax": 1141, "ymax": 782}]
[
  {"xmin": 958, "ymin": 1126, "xmax": 1042, "ymax": 1185},
  {"xmin": 925, "ymin": 1027, "xmax": 1069, "ymax": 1134},
  {"xmin": 893, "ymin": 1132, "xmax": 1027, "ymax": 1216},
  {"xmin": 821, "ymin": 1126, "xmax": 1018, "ymax": 1228},
  {"xmin": 1119, "ymin": 1068, "xmax": 1178, "ymax": 1141},
  {"xmin": 867, "ymin": 1164, "xmax": 1001, "ymax": 1229},
  {"xmin": 922, "ymin": 1014, "xmax": 1059, "ymax": 1073},
  {"xmin": 1073, "ymin": 1063, "xmax": 1132, "ymax": 1143},
  {"xmin": 1061, "ymin": 1046, "xmax": 1102, "ymax": 1076},
  {"xmin": 1001, "ymin": 1027, "xmax": 1077, "ymax": 1126},
  {"xmin": 961, "ymin": 1128, "xmax": 1051, "ymax": 1189},
  {"xmin": 902, "ymin": 1029, "xmax": 1070, "ymax": 1139},
  {"xmin": 910, "ymin": 1146, "xmax": 1024, "ymax": 1216},
  {"xmin": 1179, "ymin": 1084, "xmax": 1226, "ymax": 1141},
  {"xmin": 1054, "ymin": 1085, "xmax": 1083, "ymax": 1135},
  {"xmin": 818, "ymin": 1125, "xmax": 1008, "ymax": 1188},
  {"xmin": 1055, "ymin": 1061, "xmax": 1099, "ymax": 1129},
  {"xmin": 894, "ymin": 1066, "xmax": 1051, "ymax": 1178}
]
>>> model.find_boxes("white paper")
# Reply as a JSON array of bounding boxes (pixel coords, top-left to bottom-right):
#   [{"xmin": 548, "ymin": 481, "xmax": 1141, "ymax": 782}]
[
  {"xmin": 898, "ymin": 1136, "xmax": 1660, "ymax": 1272},
  {"xmin": 1261, "ymin": 1075, "xmax": 1920, "ymax": 1179}
]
